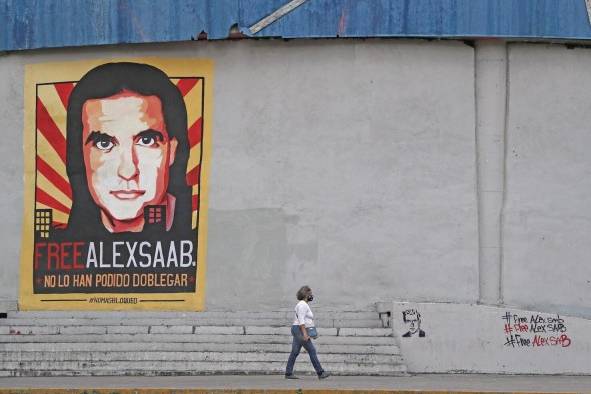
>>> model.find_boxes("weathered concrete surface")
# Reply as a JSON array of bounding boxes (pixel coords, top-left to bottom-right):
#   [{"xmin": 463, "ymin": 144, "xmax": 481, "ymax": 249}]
[
  {"xmin": 0, "ymin": 334, "xmax": 395, "ymax": 345},
  {"xmin": 391, "ymin": 302, "xmax": 591, "ymax": 374},
  {"xmin": 2, "ymin": 374, "xmax": 591, "ymax": 392},
  {"xmin": 0, "ymin": 362, "xmax": 406, "ymax": 377},
  {"xmin": 0, "ymin": 343, "xmax": 400, "ymax": 354},
  {"xmin": 503, "ymin": 44, "xmax": 591, "ymax": 317},
  {"xmin": 475, "ymin": 41, "xmax": 507, "ymax": 306},
  {"xmin": 4, "ymin": 311, "xmax": 380, "ymax": 319},
  {"xmin": 0, "ymin": 54, "xmax": 23, "ymax": 311},
  {"xmin": 205, "ymin": 40, "xmax": 478, "ymax": 310},
  {"xmin": 0, "ymin": 310, "xmax": 405, "ymax": 377},
  {"xmin": 0, "ymin": 39, "xmax": 478, "ymax": 310}
]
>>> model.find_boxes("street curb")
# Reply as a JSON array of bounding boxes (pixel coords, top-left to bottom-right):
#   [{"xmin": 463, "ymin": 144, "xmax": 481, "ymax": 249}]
[{"xmin": 0, "ymin": 389, "xmax": 583, "ymax": 394}]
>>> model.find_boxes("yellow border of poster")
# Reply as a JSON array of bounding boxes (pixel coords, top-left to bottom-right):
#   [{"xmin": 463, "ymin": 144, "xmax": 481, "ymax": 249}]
[{"xmin": 19, "ymin": 58, "xmax": 213, "ymax": 311}]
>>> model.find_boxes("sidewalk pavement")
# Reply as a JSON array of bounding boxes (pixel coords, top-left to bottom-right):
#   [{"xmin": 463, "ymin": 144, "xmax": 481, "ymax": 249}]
[{"xmin": 1, "ymin": 374, "xmax": 591, "ymax": 393}]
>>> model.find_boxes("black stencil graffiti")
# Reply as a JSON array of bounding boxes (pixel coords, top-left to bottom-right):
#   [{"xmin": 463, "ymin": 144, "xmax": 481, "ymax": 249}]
[
  {"xmin": 402, "ymin": 309, "xmax": 426, "ymax": 338},
  {"xmin": 502, "ymin": 311, "xmax": 571, "ymax": 348}
]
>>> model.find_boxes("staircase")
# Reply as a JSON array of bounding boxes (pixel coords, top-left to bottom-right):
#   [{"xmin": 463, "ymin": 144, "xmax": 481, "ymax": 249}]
[{"xmin": 0, "ymin": 308, "xmax": 407, "ymax": 377}]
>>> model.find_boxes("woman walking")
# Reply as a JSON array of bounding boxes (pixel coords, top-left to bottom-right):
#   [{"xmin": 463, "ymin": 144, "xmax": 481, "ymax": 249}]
[{"xmin": 285, "ymin": 285, "xmax": 330, "ymax": 379}]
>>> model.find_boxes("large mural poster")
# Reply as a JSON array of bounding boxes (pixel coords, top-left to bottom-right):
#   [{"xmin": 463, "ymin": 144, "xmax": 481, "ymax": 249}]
[{"xmin": 19, "ymin": 58, "xmax": 213, "ymax": 310}]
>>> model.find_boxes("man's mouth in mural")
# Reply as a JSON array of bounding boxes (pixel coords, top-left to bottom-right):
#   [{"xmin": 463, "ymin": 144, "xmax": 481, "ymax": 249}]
[{"xmin": 110, "ymin": 190, "xmax": 146, "ymax": 200}]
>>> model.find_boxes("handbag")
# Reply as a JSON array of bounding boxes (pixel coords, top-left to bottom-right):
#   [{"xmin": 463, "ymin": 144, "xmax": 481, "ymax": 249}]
[{"xmin": 306, "ymin": 326, "xmax": 318, "ymax": 339}]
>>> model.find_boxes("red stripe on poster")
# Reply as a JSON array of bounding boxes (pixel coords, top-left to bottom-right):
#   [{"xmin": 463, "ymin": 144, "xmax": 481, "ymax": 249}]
[
  {"xmin": 36, "ymin": 156, "xmax": 72, "ymax": 200},
  {"xmin": 36, "ymin": 187, "xmax": 71, "ymax": 214},
  {"xmin": 176, "ymin": 78, "xmax": 198, "ymax": 97},
  {"xmin": 186, "ymin": 165, "xmax": 200, "ymax": 186},
  {"xmin": 192, "ymin": 195, "xmax": 199, "ymax": 211},
  {"xmin": 54, "ymin": 82, "xmax": 75, "ymax": 110},
  {"xmin": 37, "ymin": 98, "xmax": 67, "ymax": 165},
  {"xmin": 188, "ymin": 117, "xmax": 202, "ymax": 148},
  {"xmin": 53, "ymin": 221, "xmax": 67, "ymax": 229}
]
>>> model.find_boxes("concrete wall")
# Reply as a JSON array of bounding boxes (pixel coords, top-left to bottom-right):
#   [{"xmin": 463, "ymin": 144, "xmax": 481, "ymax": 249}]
[
  {"xmin": 0, "ymin": 39, "xmax": 478, "ymax": 311},
  {"xmin": 392, "ymin": 302, "xmax": 591, "ymax": 374},
  {"xmin": 0, "ymin": 54, "xmax": 23, "ymax": 314},
  {"xmin": 0, "ymin": 39, "xmax": 589, "ymax": 318},
  {"xmin": 503, "ymin": 44, "xmax": 591, "ymax": 317},
  {"xmin": 206, "ymin": 40, "xmax": 478, "ymax": 310}
]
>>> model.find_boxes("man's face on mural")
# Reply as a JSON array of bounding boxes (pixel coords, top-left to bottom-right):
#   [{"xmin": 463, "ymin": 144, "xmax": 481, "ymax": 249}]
[
  {"xmin": 81, "ymin": 91, "xmax": 178, "ymax": 229},
  {"xmin": 406, "ymin": 313, "xmax": 420, "ymax": 334}
]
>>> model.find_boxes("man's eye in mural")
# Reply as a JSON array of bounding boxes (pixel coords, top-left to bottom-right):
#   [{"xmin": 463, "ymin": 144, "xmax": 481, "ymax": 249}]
[
  {"xmin": 85, "ymin": 131, "xmax": 117, "ymax": 152},
  {"xmin": 135, "ymin": 129, "xmax": 165, "ymax": 148},
  {"xmin": 96, "ymin": 139, "xmax": 115, "ymax": 151}
]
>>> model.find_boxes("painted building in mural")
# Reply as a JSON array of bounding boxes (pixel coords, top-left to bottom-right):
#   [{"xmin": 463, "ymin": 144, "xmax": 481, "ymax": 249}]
[{"xmin": 1, "ymin": 0, "xmax": 591, "ymax": 374}]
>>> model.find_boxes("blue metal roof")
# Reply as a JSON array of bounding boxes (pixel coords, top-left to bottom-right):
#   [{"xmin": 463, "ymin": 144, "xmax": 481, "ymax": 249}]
[{"xmin": 3, "ymin": 0, "xmax": 591, "ymax": 52}]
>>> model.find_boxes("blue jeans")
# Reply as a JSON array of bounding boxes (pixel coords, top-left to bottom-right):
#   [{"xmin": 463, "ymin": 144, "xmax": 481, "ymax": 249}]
[{"xmin": 285, "ymin": 325, "xmax": 324, "ymax": 376}]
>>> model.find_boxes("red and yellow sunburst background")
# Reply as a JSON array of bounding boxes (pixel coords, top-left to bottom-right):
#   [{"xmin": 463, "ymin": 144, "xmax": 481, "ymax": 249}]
[{"xmin": 35, "ymin": 78, "xmax": 203, "ymax": 229}]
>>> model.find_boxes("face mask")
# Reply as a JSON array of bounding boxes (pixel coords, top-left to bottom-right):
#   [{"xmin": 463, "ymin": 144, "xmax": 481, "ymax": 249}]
[{"xmin": 307, "ymin": 295, "xmax": 314, "ymax": 302}]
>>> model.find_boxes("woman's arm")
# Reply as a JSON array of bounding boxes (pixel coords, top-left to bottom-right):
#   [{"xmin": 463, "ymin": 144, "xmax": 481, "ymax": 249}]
[{"xmin": 300, "ymin": 324, "xmax": 310, "ymax": 341}]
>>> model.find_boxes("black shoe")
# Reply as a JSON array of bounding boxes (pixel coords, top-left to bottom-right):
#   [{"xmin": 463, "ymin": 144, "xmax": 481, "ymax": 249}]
[
  {"xmin": 318, "ymin": 371, "xmax": 330, "ymax": 379},
  {"xmin": 285, "ymin": 374, "xmax": 299, "ymax": 379}
]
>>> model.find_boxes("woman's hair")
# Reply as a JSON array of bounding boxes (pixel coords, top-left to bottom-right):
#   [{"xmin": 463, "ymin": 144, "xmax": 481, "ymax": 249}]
[
  {"xmin": 296, "ymin": 285, "xmax": 312, "ymax": 301},
  {"xmin": 65, "ymin": 62, "xmax": 192, "ymax": 235}
]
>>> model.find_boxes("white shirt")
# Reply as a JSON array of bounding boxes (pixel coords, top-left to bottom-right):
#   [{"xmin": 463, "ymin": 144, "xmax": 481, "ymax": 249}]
[{"xmin": 293, "ymin": 300, "xmax": 314, "ymax": 327}]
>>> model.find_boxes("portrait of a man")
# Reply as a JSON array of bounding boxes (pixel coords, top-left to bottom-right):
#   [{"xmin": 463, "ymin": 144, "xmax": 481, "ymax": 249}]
[
  {"xmin": 22, "ymin": 57, "xmax": 211, "ymax": 307},
  {"xmin": 402, "ymin": 309, "xmax": 426, "ymax": 337},
  {"xmin": 65, "ymin": 62, "xmax": 192, "ymax": 234}
]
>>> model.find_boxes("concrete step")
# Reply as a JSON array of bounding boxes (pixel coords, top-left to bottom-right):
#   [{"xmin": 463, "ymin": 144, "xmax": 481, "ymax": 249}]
[
  {"xmin": 0, "ymin": 342, "xmax": 401, "ymax": 355},
  {"xmin": 0, "ymin": 307, "xmax": 405, "ymax": 377},
  {"xmin": 0, "ymin": 326, "xmax": 391, "ymax": 337},
  {"xmin": 0, "ymin": 321, "xmax": 383, "ymax": 332},
  {"xmin": 244, "ymin": 327, "xmax": 392, "ymax": 336},
  {"xmin": 0, "ymin": 351, "xmax": 400, "ymax": 364},
  {"xmin": 0, "ymin": 333, "xmax": 394, "ymax": 344},
  {"xmin": 0, "ymin": 318, "xmax": 383, "ymax": 328},
  {"xmin": 0, "ymin": 360, "xmax": 406, "ymax": 376},
  {"xmin": 5, "ymin": 311, "xmax": 380, "ymax": 320},
  {"xmin": 338, "ymin": 328, "xmax": 392, "ymax": 336}
]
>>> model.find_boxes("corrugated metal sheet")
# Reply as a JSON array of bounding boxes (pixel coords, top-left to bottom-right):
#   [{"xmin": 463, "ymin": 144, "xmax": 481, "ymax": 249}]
[{"xmin": 2, "ymin": 0, "xmax": 591, "ymax": 52}]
